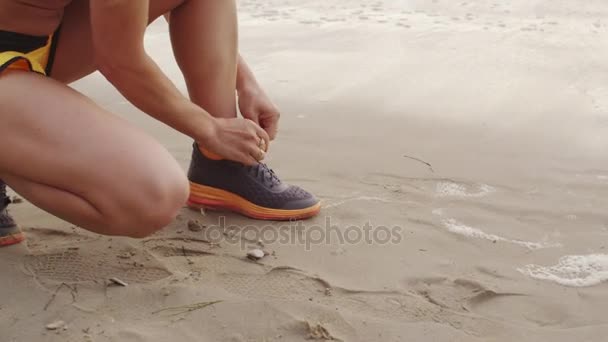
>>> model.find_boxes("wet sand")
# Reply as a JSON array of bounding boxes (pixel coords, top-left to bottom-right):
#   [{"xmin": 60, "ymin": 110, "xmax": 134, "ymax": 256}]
[{"xmin": 2, "ymin": 1, "xmax": 608, "ymax": 341}]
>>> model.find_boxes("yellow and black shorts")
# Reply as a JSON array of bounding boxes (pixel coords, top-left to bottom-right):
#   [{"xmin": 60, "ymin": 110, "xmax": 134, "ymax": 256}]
[{"xmin": 0, "ymin": 28, "xmax": 60, "ymax": 76}]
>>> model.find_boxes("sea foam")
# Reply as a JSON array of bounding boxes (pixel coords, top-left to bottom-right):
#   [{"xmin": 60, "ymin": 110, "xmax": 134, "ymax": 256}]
[
  {"xmin": 518, "ymin": 254, "xmax": 608, "ymax": 287},
  {"xmin": 435, "ymin": 182, "xmax": 496, "ymax": 198},
  {"xmin": 441, "ymin": 218, "xmax": 559, "ymax": 250}
]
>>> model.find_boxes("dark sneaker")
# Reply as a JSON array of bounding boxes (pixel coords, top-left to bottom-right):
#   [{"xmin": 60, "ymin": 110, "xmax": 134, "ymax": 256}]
[
  {"xmin": 0, "ymin": 181, "xmax": 24, "ymax": 247},
  {"xmin": 187, "ymin": 143, "xmax": 320, "ymax": 220}
]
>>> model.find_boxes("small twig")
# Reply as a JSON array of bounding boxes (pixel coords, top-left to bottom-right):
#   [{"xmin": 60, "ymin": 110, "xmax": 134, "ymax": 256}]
[
  {"xmin": 44, "ymin": 283, "xmax": 77, "ymax": 311},
  {"xmin": 152, "ymin": 300, "xmax": 223, "ymax": 316},
  {"xmin": 403, "ymin": 154, "xmax": 434, "ymax": 173},
  {"xmin": 109, "ymin": 277, "xmax": 128, "ymax": 287},
  {"xmin": 182, "ymin": 245, "xmax": 194, "ymax": 265}
]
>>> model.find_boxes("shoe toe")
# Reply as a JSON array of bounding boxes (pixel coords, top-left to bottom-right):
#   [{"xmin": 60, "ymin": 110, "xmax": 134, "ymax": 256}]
[{"xmin": 279, "ymin": 186, "xmax": 320, "ymax": 210}]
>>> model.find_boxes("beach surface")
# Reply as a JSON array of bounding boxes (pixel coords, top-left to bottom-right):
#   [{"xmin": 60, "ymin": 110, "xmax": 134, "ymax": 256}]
[{"xmin": 2, "ymin": 1, "xmax": 608, "ymax": 341}]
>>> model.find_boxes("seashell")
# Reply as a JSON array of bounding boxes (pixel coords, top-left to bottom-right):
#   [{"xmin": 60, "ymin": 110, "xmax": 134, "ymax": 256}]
[
  {"xmin": 247, "ymin": 249, "xmax": 265, "ymax": 261},
  {"xmin": 45, "ymin": 320, "xmax": 65, "ymax": 330}
]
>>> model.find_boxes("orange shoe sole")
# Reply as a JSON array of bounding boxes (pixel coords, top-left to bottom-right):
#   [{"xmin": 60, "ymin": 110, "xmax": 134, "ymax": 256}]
[
  {"xmin": 188, "ymin": 182, "xmax": 320, "ymax": 221},
  {"xmin": 0, "ymin": 231, "xmax": 25, "ymax": 247}
]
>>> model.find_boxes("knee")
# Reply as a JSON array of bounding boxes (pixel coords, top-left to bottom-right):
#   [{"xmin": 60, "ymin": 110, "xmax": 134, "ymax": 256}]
[{"xmin": 108, "ymin": 170, "xmax": 189, "ymax": 238}]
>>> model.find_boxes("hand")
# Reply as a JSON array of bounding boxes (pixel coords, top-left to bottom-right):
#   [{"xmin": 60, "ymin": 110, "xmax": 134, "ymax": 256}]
[
  {"xmin": 201, "ymin": 118, "xmax": 270, "ymax": 165},
  {"xmin": 238, "ymin": 85, "xmax": 280, "ymax": 140}
]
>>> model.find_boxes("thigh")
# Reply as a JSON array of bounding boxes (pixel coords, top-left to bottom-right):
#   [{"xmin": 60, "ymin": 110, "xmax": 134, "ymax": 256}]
[
  {"xmin": 0, "ymin": 70, "xmax": 184, "ymax": 215},
  {"xmin": 51, "ymin": 0, "xmax": 185, "ymax": 84}
]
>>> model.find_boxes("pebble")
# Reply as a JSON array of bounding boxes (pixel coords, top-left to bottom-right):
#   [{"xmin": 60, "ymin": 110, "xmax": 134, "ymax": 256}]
[
  {"xmin": 187, "ymin": 219, "xmax": 204, "ymax": 232},
  {"xmin": 46, "ymin": 320, "xmax": 66, "ymax": 330},
  {"xmin": 116, "ymin": 253, "xmax": 131, "ymax": 259},
  {"xmin": 247, "ymin": 249, "xmax": 265, "ymax": 261}
]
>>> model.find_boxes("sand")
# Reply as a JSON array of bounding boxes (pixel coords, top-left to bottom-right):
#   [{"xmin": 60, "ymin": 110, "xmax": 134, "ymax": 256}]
[{"xmin": 2, "ymin": 0, "xmax": 608, "ymax": 341}]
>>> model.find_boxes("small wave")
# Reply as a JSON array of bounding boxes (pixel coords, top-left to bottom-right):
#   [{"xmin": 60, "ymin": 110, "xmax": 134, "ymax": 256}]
[
  {"xmin": 441, "ymin": 218, "xmax": 560, "ymax": 250},
  {"xmin": 518, "ymin": 254, "xmax": 608, "ymax": 287},
  {"xmin": 323, "ymin": 196, "xmax": 393, "ymax": 209},
  {"xmin": 436, "ymin": 182, "xmax": 496, "ymax": 198}
]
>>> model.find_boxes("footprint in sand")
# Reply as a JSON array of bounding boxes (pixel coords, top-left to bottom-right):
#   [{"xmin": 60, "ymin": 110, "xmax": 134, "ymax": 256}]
[
  {"xmin": 23, "ymin": 229, "xmax": 171, "ymax": 284},
  {"xmin": 406, "ymin": 275, "xmax": 574, "ymax": 327},
  {"xmin": 173, "ymin": 254, "xmax": 493, "ymax": 332},
  {"xmin": 406, "ymin": 276, "xmax": 523, "ymax": 313},
  {"xmin": 138, "ymin": 240, "xmax": 499, "ymax": 335},
  {"xmin": 24, "ymin": 246, "xmax": 171, "ymax": 284},
  {"xmin": 23, "ymin": 227, "xmax": 97, "ymax": 250}
]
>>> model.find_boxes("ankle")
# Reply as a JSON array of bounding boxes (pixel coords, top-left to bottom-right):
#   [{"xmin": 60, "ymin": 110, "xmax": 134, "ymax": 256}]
[{"xmin": 195, "ymin": 143, "xmax": 223, "ymax": 161}]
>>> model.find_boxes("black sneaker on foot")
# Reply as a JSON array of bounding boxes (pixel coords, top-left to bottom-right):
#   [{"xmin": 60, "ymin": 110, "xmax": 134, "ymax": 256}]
[
  {"xmin": 187, "ymin": 143, "xmax": 320, "ymax": 220},
  {"xmin": 0, "ymin": 181, "xmax": 24, "ymax": 247}
]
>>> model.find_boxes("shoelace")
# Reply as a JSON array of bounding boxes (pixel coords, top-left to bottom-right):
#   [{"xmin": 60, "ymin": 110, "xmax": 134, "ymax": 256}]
[
  {"xmin": 0, "ymin": 181, "xmax": 16, "ymax": 227},
  {"xmin": 248, "ymin": 163, "xmax": 281, "ymax": 188},
  {"xmin": 0, "ymin": 198, "xmax": 14, "ymax": 227},
  {"xmin": 0, "ymin": 189, "xmax": 10, "ymax": 212},
  {"xmin": 0, "ymin": 181, "xmax": 7, "ymax": 204}
]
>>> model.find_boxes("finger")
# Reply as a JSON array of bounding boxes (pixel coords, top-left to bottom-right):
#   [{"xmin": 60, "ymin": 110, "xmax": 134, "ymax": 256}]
[
  {"xmin": 252, "ymin": 123, "xmax": 270, "ymax": 152},
  {"xmin": 248, "ymin": 145, "xmax": 266, "ymax": 162},
  {"xmin": 235, "ymin": 142, "xmax": 260, "ymax": 165},
  {"xmin": 241, "ymin": 153, "xmax": 259, "ymax": 166},
  {"xmin": 263, "ymin": 117, "xmax": 279, "ymax": 141},
  {"xmin": 244, "ymin": 119, "xmax": 269, "ymax": 152},
  {"xmin": 255, "ymin": 148, "xmax": 266, "ymax": 161}
]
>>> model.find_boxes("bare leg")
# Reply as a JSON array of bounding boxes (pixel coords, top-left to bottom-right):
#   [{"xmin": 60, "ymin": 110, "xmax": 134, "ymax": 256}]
[
  {"xmin": 169, "ymin": 0, "xmax": 239, "ymax": 119},
  {"xmin": 51, "ymin": 0, "xmax": 238, "ymax": 115},
  {"xmin": 0, "ymin": 71, "xmax": 188, "ymax": 237},
  {"xmin": 51, "ymin": 0, "xmax": 186, "ymax": 83}
]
